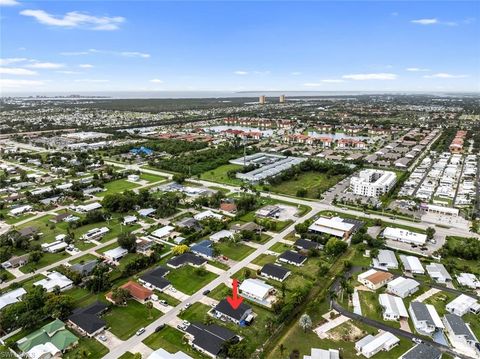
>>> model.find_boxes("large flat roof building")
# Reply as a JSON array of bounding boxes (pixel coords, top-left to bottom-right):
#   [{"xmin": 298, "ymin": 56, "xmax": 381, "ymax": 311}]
[
  {"xmin": 350, "ymin": 169, "xmax": 397, "ymax": 197},
  {"xmin": 308, "ymin": 216, "xmax": 355, "ymax": 240},
  {"xmin": 383, "ymin": 227, "xmax": 427, "ymax": 246}
]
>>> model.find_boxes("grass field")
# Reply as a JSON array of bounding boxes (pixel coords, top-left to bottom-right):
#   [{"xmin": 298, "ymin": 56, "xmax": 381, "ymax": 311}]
[
  {"xmin": 268, "ymin": 171, "xmax": 343, "ymax": 198},
  {"xmin": 200, "ymin": 164, "xmax": 244, "ymax": 186},
  {"xmin": 69, "ymin": 253, "xmax": 98, "ymax": 265},
  {"xmin": 252, "ymin": 254, "xmax": 277, "ymax": 266},
  {"xmin": 179, "ymin": 302, "xmax": 211, "ymax": 322},
  {"xmin": 105, "ymin": 300, "xmax": 162, "ymax": 340},
  {"xmin": 143, "ymin": 326, "xmax": 208, "ymax": 359},
  {"xmin": 140, "ymin": 172, "xmax": 167, "ymax": 183},
  {"xmin": 97, "ymin": 179, "xmax": 141, "ymax": 197},
  {"xmin": 214, "ymin": 241, "xmax": 255, "ymax": 261},
  {"xmin": 19, "ymin": 251, "xmax": 71, "ymax": 273},
  {"xmin": 166, "ymin": 265, "xmax": 217, "ymax": 295},
  {"xmin": 269, "ymin": 242, "xmax": 292, "ymax": 253},
  {"xmin": 64, "ymin": 337, "xmax": 109, "ymax": 359}
]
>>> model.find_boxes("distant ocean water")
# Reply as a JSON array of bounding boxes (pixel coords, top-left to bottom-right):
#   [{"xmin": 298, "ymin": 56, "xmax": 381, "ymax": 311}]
[{"xmin": 2, "ymin": 90, "xmax": 471, "ymax": 99}]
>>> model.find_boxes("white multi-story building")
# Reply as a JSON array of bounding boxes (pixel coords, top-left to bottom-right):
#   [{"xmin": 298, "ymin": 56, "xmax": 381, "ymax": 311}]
[{"xmin": 350, "ymin": 169, "xmax": 397, "ymax": 197}]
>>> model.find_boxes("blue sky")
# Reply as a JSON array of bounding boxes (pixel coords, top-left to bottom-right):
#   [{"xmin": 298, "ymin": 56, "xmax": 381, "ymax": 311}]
[{"xmin": 1, "ymin": 0, "xmax": 479, "ymax": 93}]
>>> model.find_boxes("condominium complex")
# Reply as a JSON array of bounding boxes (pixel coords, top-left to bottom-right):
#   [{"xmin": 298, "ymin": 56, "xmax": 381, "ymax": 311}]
[{"xmin": 350, "ymin": 169, "xmax": 397, "ymax": 197}]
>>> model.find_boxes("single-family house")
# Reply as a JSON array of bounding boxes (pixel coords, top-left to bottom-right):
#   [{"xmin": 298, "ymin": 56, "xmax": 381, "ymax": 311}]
[
  {"xmin": 354, "ymin": 331, "xmax": 400, "ymax": 358},
  {"xmin": 373, "ymin": 249, "xmax": 398, "ymax": 270},
  {"xmin": 212, "ymin": 299, "xmax": 253, "ymax": 325},
  {"xmin": 446, "ymin": 294, "xmax": 480, "ymax": 316},
  {"xmin": 357, "ymin": 269, "xmax": 394, "ymax": 290},
  {"xmin": 426, "ymin": 263, "xmax": 452, "ymax": 284},
  {"xmin": 409, "ymin": 301, "xmax": 444, "ymax": 336},
  {"xmin": 184, "ymin": 323, "xmax": 238, "ymax": 358},
  {"xmin": 400, "ymin": 255, "xmax": 425, "ymax": 275},
  {"xmin": 68, "ymin": 302, "xmax": 108, "ymax": 337},
  {"xmin": 278, "ymin": 250, "xmax": 307, "ymax": 266},
  {"xmin": 387, "ymin": 277, "xmax": 420, "ymax": 298},
  {"xmin": 260, "ymin": 263, "xmax": 291, "ymax": 282},
  {"xmin": 139, "ymin": 266, "xmax": 171, "ymax": 292},
  {"xmin": 399, "ymin": 344, "xmax": 441, "ymax": 359},
  {"xmin": 379, "ymin": 293, "xmax": 409, "ymax": 321}
]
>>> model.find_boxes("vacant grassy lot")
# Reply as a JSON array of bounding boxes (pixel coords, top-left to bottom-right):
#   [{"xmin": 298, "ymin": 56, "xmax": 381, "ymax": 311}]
[
  {"xmin": 200, "ymin": 164, "xmax": 244, "ymax": 186},
  {"xmin": 252, "ymin": 254, "xmax": 277, "ymax": 266},
  {"xmin": 166, "ymin": 265, "xmax": 217, "ymax": 295},
  {"xmin": 97, "ymin": 179, "xmax": 141, "ymax": 197},
  {"xmin": 105, "ymin": 300, "xmax": 162, "ymax": 340},
  {"xmin": 214, "ymin": 241, "xmax": 255, "ymax": 261},
  {"xmin": 269, "ymin": 171, "xmax": 343, "ymax": 198},
  {"xmin": 269, "ymin": 242, "xmax": 292, "ymax": 253},
  {"xmin": 20, "ymin": 251, "xmax": 71, "ymax": 274},
  {"xmin": 143, "ymin": 326, "xmax": 207, "ymax": 359},
  {"xmin": 179, "ymin": 302, "xmax": 211, "ymax": 322},
  {"xmin": 64, "ymin": 337, "xmax": 109, "ymax": 359},
  {"xmin": 69, "ymin": 253, "xmax": 98, "ymax": 265},
  {"xmin": 140, "ymin": 172, "xmax": 167, "ymax": 183}
]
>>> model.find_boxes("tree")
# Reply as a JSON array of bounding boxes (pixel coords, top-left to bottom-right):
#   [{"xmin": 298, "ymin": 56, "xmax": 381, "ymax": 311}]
[
  {"xmin": 325, "ymin": 237, "xmax": 348, "ymax": 256},
  {"xmin": 118, "ymin": 232, "xmax": 137, "ymax": 253},
  {"xmin": 279, "ymin": 343, "xmax": 286, "ymax": 358},
  {"xmin": 226, "ymin": 341, "xmax": 248, "ymax": 359},
  {"xmin": 29, "ymin": 250, "xmax": 43, "ymax": 264},
  {"xmin": 172, "ymin": 244, "xmax": 189, "ymax": 255},
  {"xmin": 145, "ymin": 301, "xmax": 153, "ymax": 319},
  {"xmin": 296, "ymin": 188, "xmax": 308, "ymax": 197},
  {"xmin": 111, "ymin": 287, "xmax": 130, "ymax": 305},
  {"xmin": 426, "ymin": 227, "xmax": 436, "ymax": 240},
  {"xmin": 298, "ymin": 313, "xmax": 312, "ymax": 332},
  {"xmin": 44, "ymin": 294, "xmax": 74, "ymax": 319}
]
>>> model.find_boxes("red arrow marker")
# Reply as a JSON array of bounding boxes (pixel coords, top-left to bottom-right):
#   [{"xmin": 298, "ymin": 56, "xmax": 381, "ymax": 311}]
[{"xmin": 226, "ymin": 278, "xmax": 243, "ymax": 309}]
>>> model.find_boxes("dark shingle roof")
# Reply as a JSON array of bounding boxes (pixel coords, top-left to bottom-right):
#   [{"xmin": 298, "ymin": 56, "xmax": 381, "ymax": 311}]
[
  {"xmin": 401, "ymin": 344, "xmax": 441, "ymax": 359},
  {"xmin": 444, "ymin": 314, "xmax": 476, "ymax": 342},
  {"xmin": 140, "ymin": 266, "xmax": 171, "ymax": 290},
  {"xmin": 167, "ymin": 252, "xmax": 207, "ymax": 268},
  {"xmin": 278, "ymin": 250, "xmax": 307, "ymax": 265},
  {"xmin": 214, "ymin": 299, "xmax": 252, "ymax": 321},
  {"xmin": 260, "ymin": 263, "xmax": 290, "ymax": 280},
  {"xmin": 185, "ymin": 323, "xmax": 236, "ymax": 356},
  {"xmin": 294, "ymin": 238, "xmax": 321, "ymax": 250},
  {"xmin": 68, "ymin": 302, "xmax": 108, "ymax": 335},
  {"xmin": 410, "ymin": 302, "xmax": 434, "ymax": 326},
  {"xmin": 70, "ymin": 259, "xmax": 98, "ymax": 275}
]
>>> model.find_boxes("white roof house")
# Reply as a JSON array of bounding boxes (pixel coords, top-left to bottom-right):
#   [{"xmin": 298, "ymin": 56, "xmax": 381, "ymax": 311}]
[
  {"xmin": 303, "ymin": 348, "xmax": 340, "ymax": 359},
  {"xmin": 383, "ymin": 227, "xmax": 427, "ymax": 245},
  {"xmin": 151, "ymin": 226, "xmax": 175, "ymax": 239},
  {"xmin": 456, "ymin": 273, "xmax": 480, "ymax": 289},
  {"xmin": 0, "ymin": 288, "xmax": 27, "ymax": 310},
  {"xmin": 426, "ymin": 263, "xmax": 452, "ymax": 283},
  {"xmin": 355, "ymin": 331, "xmax": 400, "ymax": 358},
  {"xmin": 123, "ymin": 215, "xmax": 138, "ymax": 225},
  {"xmin": 308, "ymin": 216, "xmax": 355, "ymax": 239},
  {"xmin": 103, "ymin": 247, "xmax": 128, "ymax": 262},
  {"xmin": 373, "ymin": 249, "xmax": 398, "ymax": 270},
  {"xmin": 138, "ymin": 208, "xmax": 156, "ymax": 217},
  {"xmin": 210, "ymin": 230, "xmax": 234, "ymax": 242},
  {"xmin": 75, "ymin": 202, "xmax": 102, "ymax": 213},
  {"xmin": 387, "ymin": 277, "xmax": 420, "ymax": 298},
  {"xmin": 9, "ymin": 205, "xmax": 33, "ymax": 216},
  {"xmin": 148, "ymin": 348, "xmax": 193, "ymax": 359},
  {"xmin": 239, "ymin": 278, "xmax": 274, "ymax": 303},
  {"xmin": 400, "ymin": 255, "xmax": 424, "ymax": 274},
  {"xmin": 193, "ymin": 210, "xmax": 223, "ymax": 221},
  {"xmin": 34, "ymin": 272, "xmax": 73, "ymax": 292},
  {"xmin": 379, "ymin": 293, "xmax": 409, "ymax": 321},
  {"xmin": 446, "ymin": 294, "xmax": 480, "ymax": 317}
]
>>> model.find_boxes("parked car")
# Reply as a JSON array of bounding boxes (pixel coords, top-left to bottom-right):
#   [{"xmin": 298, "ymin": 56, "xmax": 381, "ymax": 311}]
[
  {"xmin": 203, "ymin": 289, "xmax": 211, "ymax": 295},
  {"xmin": 136, "ymin": 328, "xmax": 145, "ymax": 336},
  {"xmin": 98, "ymin": 335, "xmax": 107, "ymax": 342},
  {"xmin": 155, "ymin": 324, "xmax": 165, "ymax": 332}
]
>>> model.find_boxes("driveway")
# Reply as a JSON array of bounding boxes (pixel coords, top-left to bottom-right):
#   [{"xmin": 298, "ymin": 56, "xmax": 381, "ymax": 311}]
[
  {"xmin": 314, "ymin": 314, "xmax": 350, "ymax": 339},
  {"xmin": 96, "ymin": 330, "xmax": 123, "ymax": 350},
  {"xmin": 413, "ymin": 288, "xmax": 441, "ymax": 303},
  {"xmin": 130, "ymin": 342, "xmax": 153, "ymax": 358},
  {"xmin": 205, "ymin": 264, "xmax": 226, "ymax": 275}
]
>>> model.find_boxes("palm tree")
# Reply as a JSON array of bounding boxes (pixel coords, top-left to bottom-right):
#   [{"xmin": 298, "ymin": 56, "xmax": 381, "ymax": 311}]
[
  {"xmin": 146, "ymin": 301, "xmax": 153, "ymax": 319},
  {"xmin": 298, "ymin": 313, "xmax": 312, "ymax": 333}
]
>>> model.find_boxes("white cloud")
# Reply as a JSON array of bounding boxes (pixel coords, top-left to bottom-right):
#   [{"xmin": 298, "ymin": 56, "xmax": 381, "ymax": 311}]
[
  {"xmin": 79, "ymin": 64, "xmax": 94, "ymax": 68},
  {"xmin": 56, "ymin": 70, "xmax": 82, "ymax": 75},
  {"xmin": 0, "ymin": 67, "xmax": 37, "ymax": 75},
  {"xmin": 20, "ymin": 9, "xmax": 125, "ymax": 31},
  {"xmin": 74, "ymin": 79, "xmax": 109, "ymax": 82},
  {"xmin": 321, "ymin": 79, "xmax": 345, "ymax": 83},
  {"xmin": 60, "ymin": 49, "xmax": 150, "ymax": 58},
  {"xmin": 150, "ymin": 79, "xmax": 164, "ymax": 83},
  {"xmin": 27, "ymin": 62, "xmax": 65, "ymax": 69},
  {"xmin": 291, "ymin": 72, "xmax": 302, "ymax": 76},
  {"xmin": 0, "ymin": 79, "xmax": 44, "ymax": 88},
  {"xmin": 411, "ymin": 18, "xmax": 438, "ymax": 25},
  {"xmin": 303, "ymin": 83, "xmax": 323, "ymax": 87},
  {"xmin": 342, "ymin": 73, "xmax": 397, "ymax": 80},
  {"xmin": 406, "ymin": 67, "xmax": 430, "ymax": 72},
  {"xmin": 120, "ymin": 51, "xmax": 150, "ymax": 58},
  {"xmin": 423, "ymin": 73, "xmax": 467, "ymax": 79},
  {"xmin": 0, "ymin": 58, "xmax": 28, "ymax": 66},
  {"xmin": 0, "ymin": 0, "xmax": 20, "ymax": 6},
  {"xmin": 234, "ymin": 71, "xmax": 248, "ymax": 75}
]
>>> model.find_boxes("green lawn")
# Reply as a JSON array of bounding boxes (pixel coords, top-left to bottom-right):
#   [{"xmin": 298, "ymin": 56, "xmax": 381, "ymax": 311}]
[
  {"xmin": 64, "ymin": 337, "xmax": 109, "ymax": 359},
  {"xmin": 214, "ymin": 242, "xmax": 255, "ymax": 261},
  {"xmin": 75, "ymin": 220, "xmax": 140, "ymax": 243},
  {"xmin": 200, "ymin": 164, "xmax": 244, "ymax": 186},
  {"xmin": 358, "ymin": 290, "xmax": 400, "ymax": 329},
  {"xmin": 69, "ymin": 253, "xmax": 98, "ymax": 265},
  {"xmin": 269, "ymin": 242, "xmax": 292, "ymax": 253},
  {"xmin": 154, "ymin": 290, "xmax": 181, "ymax": 307},
  {"xmin": 97, "ymin": 179, "xmax": 141, "ymax": 197},
  {"xmin": 140, "ymin": 172, "xmax": 167, "ymax": 183},
  {"xmin": 423, "ymin": 291, "xmax": 457, "ymax": 316},
  {"xmin": 166, "ymin": 265, "xmax": 217, "ymax": 295},
  {"xmin": 207, "ymin": 283, "xmax": 230, "ymax": 301},
  {"xmin": 17, "ymin": 214, "xmax": 63, "ymax": 243},
  {"xmin": 268, "ymin": 171, "xmax": 344, "ymax": 198},
  {"xmin": 104, "ymin": 300, "xmax": 162, "ymax": 340},
  {"xmin": 143, "ymin": 326, "xmax": 208, "ymax": 359},
  {"xmin": 63, "ymin": 287, "xmax": 108, "ymax": 307},
  {"xmin": 118, "ymin": 352, "xmax": 135, "ymax": 359},
  {"xmin": 19, "ymin": 251, "xmax": 71, "ymax": 274},
  {"xmin": 15, "ymin": 274, "xmax": 46, "ymax": 292},
  {"xmin": 179, "ymin": 302, "xmax": 211, "ymax": 322},
  {"xmin": 252, "ymin": 254, "xmax": 277, "ymax": 266}
]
